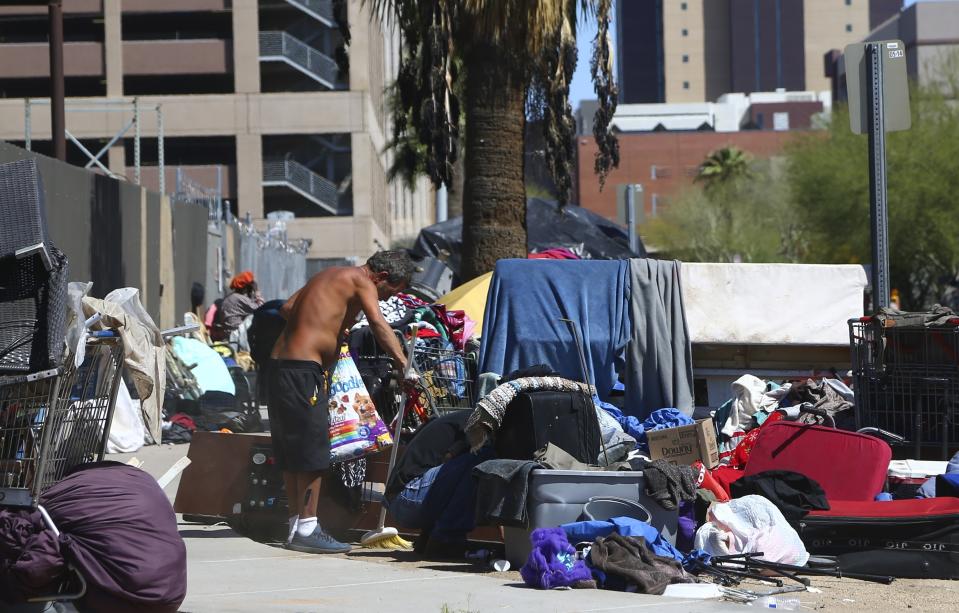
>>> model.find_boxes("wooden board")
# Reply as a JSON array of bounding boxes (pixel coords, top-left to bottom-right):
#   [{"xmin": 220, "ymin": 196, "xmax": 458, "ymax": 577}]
[
  {"xmin": 174, "ymin": 431, "xmax": 271, "ymax": 516},
  {"xmin": 172, "ymin": 431, "xmax": 502, "ymax": 541}
]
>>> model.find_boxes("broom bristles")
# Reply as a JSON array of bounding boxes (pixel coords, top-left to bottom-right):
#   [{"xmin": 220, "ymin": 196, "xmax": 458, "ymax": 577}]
[{"xmin": 361, "ymin": 533, "xmax": 413, "ymax": 549}]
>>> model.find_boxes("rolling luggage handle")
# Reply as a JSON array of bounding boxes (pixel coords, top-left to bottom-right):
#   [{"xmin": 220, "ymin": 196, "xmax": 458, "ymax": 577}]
[{"xmin": 559, "ymin": 318, "xmax": 610, "ymax": 467}]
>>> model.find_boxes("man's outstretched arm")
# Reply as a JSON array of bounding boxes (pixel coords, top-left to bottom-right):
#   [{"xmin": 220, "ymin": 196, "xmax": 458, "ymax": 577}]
[{"xmin": 357, "ymin": 280, "xmax": 408, "ymax": 372}]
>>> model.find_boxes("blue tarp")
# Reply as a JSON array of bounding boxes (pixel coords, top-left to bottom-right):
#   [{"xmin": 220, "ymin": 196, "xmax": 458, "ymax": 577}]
[{"xmin": 478, "ymin": 260, "xmax": 631, "ymax": 400}]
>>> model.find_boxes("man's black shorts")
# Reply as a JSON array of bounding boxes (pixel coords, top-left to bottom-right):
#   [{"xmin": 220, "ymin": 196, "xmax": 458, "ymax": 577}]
[{"xmin": 265, "ymin": 359, "xmax": 330, "ymax": 472}]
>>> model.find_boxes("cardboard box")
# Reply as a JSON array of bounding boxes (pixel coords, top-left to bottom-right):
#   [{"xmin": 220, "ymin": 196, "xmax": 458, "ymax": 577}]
[{"xmin": 646, "ymin": 418, "xmax": 719, "ymax": 468}]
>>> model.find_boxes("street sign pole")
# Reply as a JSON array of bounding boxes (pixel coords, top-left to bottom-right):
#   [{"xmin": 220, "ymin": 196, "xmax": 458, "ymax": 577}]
[
  {"xmin": 625, "ymin": 186, "xmax": 636, "ymax": 254},
  {"xmin": 867, "ymin": 42, "xmax": 890, "ymax": 310}
]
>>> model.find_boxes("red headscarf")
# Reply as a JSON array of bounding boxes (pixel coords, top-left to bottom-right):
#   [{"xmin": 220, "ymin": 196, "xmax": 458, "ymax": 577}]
[{"xmin": 230, "ymin": 270, "xmax": 255, "ymax": 291}]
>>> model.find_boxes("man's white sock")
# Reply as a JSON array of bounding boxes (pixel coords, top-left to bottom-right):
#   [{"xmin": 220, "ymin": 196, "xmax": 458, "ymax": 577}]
[
  {"xmin": 287, "ymin": 515, "xmax": 299, "ymax": 544},
  {"xmin": 296, "ymin": 516, "xmax": 318, "ymax": 537}
]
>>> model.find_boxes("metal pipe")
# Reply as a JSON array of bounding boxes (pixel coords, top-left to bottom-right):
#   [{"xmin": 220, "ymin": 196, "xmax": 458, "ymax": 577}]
[
  {"xmin": 868, "ymin": 42, "xmax": 890, "ymax": 311},
  {"xmin": 83, "ymin": 118, "xmax": 134, "ymax": 170},
  {"xmin": 48, "ymin": 1, "xmax": 66, "ymax": 161},
  {"xmin": 436, "ymin": 184, "xmax": 448, "ymax": 223},
  {"xmin": 133, "ymin": 97, "xmax": 141, "ymax": 185},
  {"xmin": 24, "ymin": 99, "xmax": 32, "ymax": 151},
  {"xmin": 157, "ymin": 105, "xmax": 165, "ymax": 195}
]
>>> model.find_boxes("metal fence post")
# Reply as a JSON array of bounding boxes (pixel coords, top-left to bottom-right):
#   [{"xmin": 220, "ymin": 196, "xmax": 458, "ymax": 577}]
[
  {"xmin": 868, "ymin": 42, "xmax": 890, "ymax": 310},
  {"xmin": 157, "ymin": 105, "xmax": 165, "ymax": 195},
  {"xmin": 24, "ymin": 99, "xmax": 31, "ymax": 151},
  {"xmin": 133, "ymin": 97, "xmax": 141, "ymax": 185}
]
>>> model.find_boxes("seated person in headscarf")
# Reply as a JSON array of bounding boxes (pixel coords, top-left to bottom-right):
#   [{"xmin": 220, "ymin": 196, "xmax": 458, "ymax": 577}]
[
  {"xmin": 384, "ymin": 411, "xmax": 493, "ymax": 559},
  {"xmin": 213, "ymin": 271, "xmax": 264, "ymax": 341}
]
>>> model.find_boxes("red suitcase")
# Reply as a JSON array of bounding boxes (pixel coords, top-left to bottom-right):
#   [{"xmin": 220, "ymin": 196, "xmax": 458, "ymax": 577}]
[{"xmin": 744, "ymin": 422, "xmax": 959, "ymax": 579}]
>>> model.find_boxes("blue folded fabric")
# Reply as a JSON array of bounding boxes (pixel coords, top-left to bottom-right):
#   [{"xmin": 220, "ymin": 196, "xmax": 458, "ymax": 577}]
[
  {"xmin": 479, "ymin": 259, "xmax": 631, "ymax": 402},
  {"xmin": 596, "ymin": 405, "xmax": 693, "ymax": 451},
  {"xmin": 561, "ymin": 516, "xmax": 685, "ymax": 562}
]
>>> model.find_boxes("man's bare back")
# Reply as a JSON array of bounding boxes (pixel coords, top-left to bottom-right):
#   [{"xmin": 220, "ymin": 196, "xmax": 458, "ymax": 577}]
[{"xmin": 272, "ymin": 264, "xmax": 408, "ymax": 370}]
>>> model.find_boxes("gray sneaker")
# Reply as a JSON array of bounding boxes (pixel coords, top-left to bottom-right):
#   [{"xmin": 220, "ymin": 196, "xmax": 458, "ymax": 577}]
[{"xmin": 287, "ymin": 527, "xmax": 351, "ymax": 554}]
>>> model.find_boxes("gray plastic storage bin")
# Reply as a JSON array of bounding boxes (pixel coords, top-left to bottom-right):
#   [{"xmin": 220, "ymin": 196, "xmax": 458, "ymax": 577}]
[{"xmin": 503, "ymin": 469, "xmax": 678, "ymax": 568}]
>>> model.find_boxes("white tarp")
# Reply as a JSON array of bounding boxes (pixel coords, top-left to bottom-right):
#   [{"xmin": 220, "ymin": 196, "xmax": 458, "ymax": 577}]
[{"xmin": 681, "ymin": 263, "xmax": 868, "ymax": 346}]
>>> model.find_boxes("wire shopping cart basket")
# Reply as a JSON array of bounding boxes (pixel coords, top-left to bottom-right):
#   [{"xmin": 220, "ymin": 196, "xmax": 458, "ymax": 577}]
[
  {"xmin": 409, "ymin": 337, "xmax": 477, "ymax": 416},
  {"xmin": 349, "ymin": 324, "xmax": 477, "ymax": 435},
  {"xmin": 0, "ymin": 329, "xmax": 124, "ymax": 509},
  {"xmin": 850, "ymin": 316, "xmax": 959, "ymax": 459}
]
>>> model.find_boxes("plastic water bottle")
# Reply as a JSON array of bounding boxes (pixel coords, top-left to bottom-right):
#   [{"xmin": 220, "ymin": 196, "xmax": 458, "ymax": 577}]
[{"xmin": 755, "ymin": 596, "xmax": 800, "ymax": 610}]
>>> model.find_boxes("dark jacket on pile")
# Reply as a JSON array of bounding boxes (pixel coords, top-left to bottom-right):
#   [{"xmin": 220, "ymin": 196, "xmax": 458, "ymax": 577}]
[
  {"xmin": 472, "ymin": 459, "xmax": 539, "ymax": 527},
  {"xmin": 630, "ymin": 458, "xmax": 697, "ymax": 510},
  {"xmin": 588, "ymin": 533, "xmax": 693, "ymax": 595},
  {"xmin": 0, "ymin": 462, "xmax": 187, "ymax": 612},
  {"xmin": 385, "ymin": 411, "xmax": 471, "ymax": 500},
  {"xmin": 729, "ymin": 470, "xmax": 830, "ymax": 520}
]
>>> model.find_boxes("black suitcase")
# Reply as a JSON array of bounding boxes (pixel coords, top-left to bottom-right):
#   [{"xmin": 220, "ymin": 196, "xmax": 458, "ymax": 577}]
[
  {"xmin": 495, "ymin": 390, "xmax": 600, "ymax": 464},
  {"xmin": 797, "ymin": 502, "xmax": 959, "ymax": 579}
]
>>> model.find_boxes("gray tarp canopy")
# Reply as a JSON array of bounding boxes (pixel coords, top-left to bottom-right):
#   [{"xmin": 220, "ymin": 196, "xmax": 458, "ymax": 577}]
[{"xmin": 411, "ymin": 198, "xmax": 645, "ymax": 282}]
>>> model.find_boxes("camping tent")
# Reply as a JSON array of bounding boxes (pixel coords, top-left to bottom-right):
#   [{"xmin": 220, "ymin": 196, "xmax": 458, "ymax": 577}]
[
  {"xmin": 412, "ymin": 198, "xmax": 644, "ymax": 281},
  {"xmin": 437, "ymin": 272, "xmax": 492, "ymax": 331}
]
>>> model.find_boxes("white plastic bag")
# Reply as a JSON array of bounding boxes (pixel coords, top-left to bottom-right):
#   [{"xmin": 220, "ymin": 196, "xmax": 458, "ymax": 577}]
[
  {"xmin": 693, "ymin": 495, "xmax": 809, "ymax": 566},
  {"xmin": 106, "ymin": 376, "xmax": 146, "ymax": 453}
]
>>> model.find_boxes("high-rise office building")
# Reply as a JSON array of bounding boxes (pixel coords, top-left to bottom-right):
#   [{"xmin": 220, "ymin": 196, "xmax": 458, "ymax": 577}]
[
  {"xmin": 0, "ymin": 0, "xmax": 433, "ymax": 267},
  {"xmin": 616, "ymin": 0, "xmax": 902, "ymax": 103}
]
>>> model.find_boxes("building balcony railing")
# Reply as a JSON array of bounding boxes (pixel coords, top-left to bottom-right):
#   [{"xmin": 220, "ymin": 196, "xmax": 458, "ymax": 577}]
[
  {"xmin": 282, "ymin": 0, "xmax": 336, "ymax": 28},
  {"xmin": 262, "ymin": 159, "xmax": 340, "ymax": 216},
  {"xmin": 258, "ymin": 30, "xmax": 339, "ymax": 90}
]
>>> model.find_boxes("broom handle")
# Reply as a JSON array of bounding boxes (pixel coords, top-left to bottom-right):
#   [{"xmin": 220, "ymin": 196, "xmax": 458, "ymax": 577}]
[{"xmin": 377, "ymin": 324, "xmax": 419, "ymax": 529}]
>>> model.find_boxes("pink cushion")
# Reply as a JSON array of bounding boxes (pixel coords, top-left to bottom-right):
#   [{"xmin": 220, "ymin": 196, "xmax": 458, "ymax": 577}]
[{"xmin": 743, "ymin": 422, "xmax": 891, "ymax": 501}]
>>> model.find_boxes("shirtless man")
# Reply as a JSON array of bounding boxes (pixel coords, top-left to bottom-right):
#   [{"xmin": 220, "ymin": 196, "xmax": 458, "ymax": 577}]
[{"xmin": 268, "ymin": 250, "xmax": 414, "ymax": 554}]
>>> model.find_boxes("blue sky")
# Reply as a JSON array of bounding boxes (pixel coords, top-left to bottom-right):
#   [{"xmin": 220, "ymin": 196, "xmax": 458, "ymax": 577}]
[{"xmin": 568, "ymin": 0, "xmax": 920, "ymax": 111}]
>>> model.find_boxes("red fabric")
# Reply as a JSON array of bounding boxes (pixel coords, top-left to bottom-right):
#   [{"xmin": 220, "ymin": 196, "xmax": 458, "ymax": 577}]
[
  {"xmin": 808, "ymin": 497, "xmax": 959, "ymax": 519},
  {"xmin": 229, "ymin": 270, "xmax": 254, "ymax": 291},
  {"xmin": 528, "ymin": 248, "xmax": 581, "ymax": 260},
  {"xmin": 710, "ymin": 465, "xmax": 746, "ymax": 498},
  {"xmin": 695, "ymin": 462, "xmax": 731, "ymax": 502},
  {"xmin": 743, "ymin": 422, "xmax": 891, "ymax": 501},
  {"xmin": 729, "ymin": 411, "xmax": 787, "ymax": 468},
  {"xmin": 169, "ymin": 413, "xmax": 196, "ymax": 432}
]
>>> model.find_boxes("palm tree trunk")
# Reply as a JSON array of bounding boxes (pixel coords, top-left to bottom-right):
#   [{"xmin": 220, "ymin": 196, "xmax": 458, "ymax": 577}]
[
  {"xmin": 461, "ymin": 43, "xmax": 527, "ymax": 281},
  {"xmin": 447, "ymin": 150, "xmax": 465, "ymax": 219}
]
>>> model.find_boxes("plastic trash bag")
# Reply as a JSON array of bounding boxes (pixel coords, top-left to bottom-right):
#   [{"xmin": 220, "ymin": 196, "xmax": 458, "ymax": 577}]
[{"xmin": 693, "ymin": 495, "xmax": 809, "ymax": 566}]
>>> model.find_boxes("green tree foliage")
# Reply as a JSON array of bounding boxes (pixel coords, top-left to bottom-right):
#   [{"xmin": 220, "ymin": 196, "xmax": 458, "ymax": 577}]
[
  {"xmin": 788, "ymin": 84, "xmax": 959, "ymax": 309},
  {"xmin": 647, "ymin": 58, "xmax": 959, "ymax": 309},
  {"xmin": 695, "ymin": 146, "xmax": 752, "ymax": 188},
  {"xmin": 366, "ymin": 0, "xmax": 620, "ymax": 279},
  {"xmin": 646, "ymin": 156, "xmax": 797, "ymax": 263}
]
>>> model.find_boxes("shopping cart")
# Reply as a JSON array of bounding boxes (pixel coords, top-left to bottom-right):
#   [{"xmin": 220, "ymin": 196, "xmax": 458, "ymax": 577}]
[
  {"xmin": 0, "ymin": 326, "xmax": 124, "ymax": 509},
  {"xmin": 350, "ymin": 324, "xmax": 477, "ymax": 433},
  {"xmin": 407, "ymin": 336, "xmax": 477, "ymax": 416},
  {"xmin": 849, "ymin": 317, "xmax": 959, "ymax": 459}
]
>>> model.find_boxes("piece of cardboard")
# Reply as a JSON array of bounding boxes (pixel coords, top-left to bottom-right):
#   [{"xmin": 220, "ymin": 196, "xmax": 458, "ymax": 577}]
[{"xmin": 646, "ymin": 418, "xmax": 719, "ymax": 468}]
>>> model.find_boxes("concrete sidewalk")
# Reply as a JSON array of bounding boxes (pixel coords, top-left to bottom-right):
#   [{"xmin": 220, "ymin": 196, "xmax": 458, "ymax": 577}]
[
  {"xmin": 111, "ymin": 443, "xmax": 743, "ymax": 613},
  {"xmin": 179, "ymin": 522, "xmax": 742, "ymax": 613}
]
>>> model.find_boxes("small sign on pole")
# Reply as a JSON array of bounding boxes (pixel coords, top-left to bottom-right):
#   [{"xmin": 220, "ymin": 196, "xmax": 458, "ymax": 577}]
[
  {"xmin": 844, "ymin": 40, "xmax": 911, "ymax": 311},
  {"xmin": 845, "ymin": 40, "xmax": 911, "ymax": 135}
]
